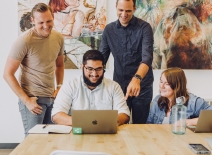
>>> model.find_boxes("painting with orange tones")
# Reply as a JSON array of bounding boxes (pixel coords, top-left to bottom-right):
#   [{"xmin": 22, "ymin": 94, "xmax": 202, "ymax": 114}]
[
  {"xmin": 135, "ymin": 0, "xmax": 212, "ymax": 69},
  {"xmin": 18, "ymin": 0, "xmax": 107, "ymax": 69}
]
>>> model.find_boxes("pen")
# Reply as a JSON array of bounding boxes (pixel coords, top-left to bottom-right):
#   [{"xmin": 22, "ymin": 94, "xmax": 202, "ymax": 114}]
[{"xmin": 43, "ymin": 124, "xmax": 48, "ymax": 129}]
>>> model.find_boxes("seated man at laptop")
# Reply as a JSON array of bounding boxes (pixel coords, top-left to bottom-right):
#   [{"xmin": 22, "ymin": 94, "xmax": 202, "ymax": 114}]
[
  {"xmin": 147, "ymin": 67, "xmax": 212, "ymax": 125},
  {"xmin": 51, "ymin": 50, "xmax": 130, "ymax": 126}
]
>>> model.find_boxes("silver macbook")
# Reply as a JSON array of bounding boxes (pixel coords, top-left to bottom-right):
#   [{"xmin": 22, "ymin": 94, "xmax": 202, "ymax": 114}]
[
  {"xmin": 187, "ymin": 110, "xmax": 212, "ymax": 133},
  {"xmin": 72, "ymin": 110, "xmax": 118, "ymax": 134}
]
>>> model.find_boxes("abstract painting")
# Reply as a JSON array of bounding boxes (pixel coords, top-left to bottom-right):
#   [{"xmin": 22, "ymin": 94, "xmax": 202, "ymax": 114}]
[
  {"xmin": 135, "ymin": 0, "xmax": 212, "ymax": 69},
  {"xmin": 18, "ymin": 0, "xmax": 106, "ymax": 69}
]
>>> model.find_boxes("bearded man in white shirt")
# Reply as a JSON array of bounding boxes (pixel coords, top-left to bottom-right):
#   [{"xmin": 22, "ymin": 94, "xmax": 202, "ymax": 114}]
[{"xmin": 52, "ymin": 50, "xmax": 130, "ymax": 126}]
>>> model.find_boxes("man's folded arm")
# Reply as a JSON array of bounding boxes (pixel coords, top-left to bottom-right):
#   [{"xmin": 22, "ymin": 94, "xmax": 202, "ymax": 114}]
[
  {"xmin": 118, "ymin": 113, "xmax": 130, "ymax": 126},
  {"xmin": 52, "ymin": 112, "xmax": 72, "ymax": 126}
]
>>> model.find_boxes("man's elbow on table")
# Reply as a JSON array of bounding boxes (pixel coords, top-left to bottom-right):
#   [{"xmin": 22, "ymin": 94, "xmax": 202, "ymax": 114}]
[
  {"xmin": 52, "ymin": 112, "xmax": 72, "ymax": 126},
  {"xmin": 118, "ymin": 113, "xmax": 130, "ymax": 126}
]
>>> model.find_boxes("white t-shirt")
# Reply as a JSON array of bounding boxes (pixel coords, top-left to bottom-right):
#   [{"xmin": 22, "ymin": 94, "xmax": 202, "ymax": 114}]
[
  {"xmin": 162, "ymin": 116, "xmax": 170, "ymax": 124},
  {"xmin": 52, "ymin": 76, "xmax": 130, "ymax": 117}
]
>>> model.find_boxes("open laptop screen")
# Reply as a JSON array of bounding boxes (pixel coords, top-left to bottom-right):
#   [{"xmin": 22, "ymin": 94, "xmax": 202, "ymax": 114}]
[
  {"xmin": 72, "ymin": 110, "xmax": 118, "ymax": 134},
  {"xmin": 187, "ymin": 110, "xmax": 212, "ymax": 133}
]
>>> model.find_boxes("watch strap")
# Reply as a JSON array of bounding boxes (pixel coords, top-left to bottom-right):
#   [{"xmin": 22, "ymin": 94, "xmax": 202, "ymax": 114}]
[{"xmin": 133, "ymin": 74, "xmax": 142, "ymax": 81}]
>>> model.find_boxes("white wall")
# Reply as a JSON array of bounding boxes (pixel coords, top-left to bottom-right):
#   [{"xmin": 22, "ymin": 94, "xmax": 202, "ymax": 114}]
[
  {"xmin": 0, "ymin": 1, "xmax": 24, "ymax": 142},
  {"xmin": 0, "ymin": 0, "xmax": 212, "ymax": 143}
]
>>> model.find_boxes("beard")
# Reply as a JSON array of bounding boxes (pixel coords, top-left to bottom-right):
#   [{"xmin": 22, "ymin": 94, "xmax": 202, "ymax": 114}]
[{"xmin": 83, "ymin": 70, "xmax": 104, "ymax": 88}]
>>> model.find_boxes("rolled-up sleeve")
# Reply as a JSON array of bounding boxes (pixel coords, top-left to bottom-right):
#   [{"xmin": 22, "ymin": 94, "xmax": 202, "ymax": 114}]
[
  {"xmin": 194, "ymin": 97, "xmax": 212, "ymax": 117},
  {"xmin": 51, "ymin": 82, "xmax": 73, "ymax": 118},
  {"xmin": 112, "ymin": 82, "xmax": 130, "ymax": 116}
]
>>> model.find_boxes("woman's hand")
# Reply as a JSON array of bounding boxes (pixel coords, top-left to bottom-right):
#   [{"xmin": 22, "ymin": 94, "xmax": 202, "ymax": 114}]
[{"xmin": 186, "ymin": 118, "xmax": 198, "ymax": 126}]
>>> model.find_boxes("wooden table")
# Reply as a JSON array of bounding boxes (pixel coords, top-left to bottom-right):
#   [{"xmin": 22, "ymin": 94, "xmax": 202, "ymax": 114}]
[{"xmin": 10, "ymin": 125, "xmax": 212, "ymax": 155}]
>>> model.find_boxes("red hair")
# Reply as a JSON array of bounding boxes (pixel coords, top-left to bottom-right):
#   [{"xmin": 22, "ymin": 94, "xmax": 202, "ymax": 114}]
[{"xmin": 49, "ymin": 0, "xmax": 66, "ymax": 13}]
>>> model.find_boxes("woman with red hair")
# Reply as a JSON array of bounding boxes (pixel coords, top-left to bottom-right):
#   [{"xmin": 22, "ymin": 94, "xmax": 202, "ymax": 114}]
[{"xmin": 147, "ymin": 67, "xmax": 212, "ymax": 125}]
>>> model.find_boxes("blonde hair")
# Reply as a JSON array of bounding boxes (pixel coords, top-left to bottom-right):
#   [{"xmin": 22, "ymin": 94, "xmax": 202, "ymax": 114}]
[{"xmin": 31, "ymin": 3, "xmax": 53, "ymax": 18}]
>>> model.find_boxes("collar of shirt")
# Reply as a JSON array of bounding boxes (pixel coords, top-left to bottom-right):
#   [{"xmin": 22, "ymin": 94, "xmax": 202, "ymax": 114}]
[
  {"xmin": 31, "ymin": 27, "xmax": 50, "ymax": 39},
  {"xmin": 115, "ymin": 15, "xmax": 137, "ymax": 28}
]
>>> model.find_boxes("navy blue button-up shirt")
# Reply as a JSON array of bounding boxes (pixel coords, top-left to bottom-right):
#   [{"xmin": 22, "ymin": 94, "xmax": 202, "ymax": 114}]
[{"xmin": 99, "ymin": 16, "xmax": 154, "ymax": 91}]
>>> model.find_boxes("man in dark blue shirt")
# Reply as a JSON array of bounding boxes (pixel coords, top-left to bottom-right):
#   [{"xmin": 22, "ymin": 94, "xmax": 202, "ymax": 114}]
[{"xmin": 99, "ymin": 0, "xmax": 154, "ymax": 124}]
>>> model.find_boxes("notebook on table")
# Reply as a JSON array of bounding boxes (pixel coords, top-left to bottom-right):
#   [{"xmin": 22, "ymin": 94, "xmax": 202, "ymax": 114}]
[
  {"xmin": 28, "ymin": 124, "xmax": 72, "ymax": 134},
  {"xmin": 187, "ymin": 110, "xmax": 212, "ymax": 133},
  {"xmin": 72, "ymin": 110, "xmax": 118, "ymax": 134}
]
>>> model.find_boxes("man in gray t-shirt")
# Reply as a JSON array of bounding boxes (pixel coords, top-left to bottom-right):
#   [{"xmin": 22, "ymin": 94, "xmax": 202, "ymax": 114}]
[{"xmin": 3, "ymin": 3, "xmax": 64, "ymax": 135}]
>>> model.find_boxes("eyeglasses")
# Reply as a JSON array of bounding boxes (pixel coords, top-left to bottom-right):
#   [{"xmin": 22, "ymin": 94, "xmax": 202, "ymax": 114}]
[{"xmin": 84, "ymin": 66, "xmax": 104, "ymax": 73}]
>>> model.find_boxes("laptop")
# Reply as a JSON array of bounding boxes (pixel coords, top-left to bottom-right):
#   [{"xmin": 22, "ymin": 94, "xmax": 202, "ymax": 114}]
[
  {"xmin": 187, "ymin": 110, "xmax": 212, "ymax": 133},
  {"xmin": 72, "ymin": 110, "xmax": 118, "ymax": 134}
]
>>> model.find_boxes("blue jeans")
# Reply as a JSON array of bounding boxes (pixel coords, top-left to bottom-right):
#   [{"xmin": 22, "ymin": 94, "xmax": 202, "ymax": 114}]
[
  {"xmin": 126, "ymin": 85, "xmax": 153, "ymax": 124},
  {"xmin": 18, "ymin": 97, "xmax": 54, "ymax": 135}
]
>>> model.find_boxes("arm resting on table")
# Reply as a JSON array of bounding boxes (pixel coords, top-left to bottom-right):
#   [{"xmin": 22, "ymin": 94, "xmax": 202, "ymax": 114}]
[
  {"xmin": 52, "ymin": 112, "xmax": 72, "ymax": 126},
  {"xmin": 118, "ymin": 113, "xmax": 130, "ymax": 126}
]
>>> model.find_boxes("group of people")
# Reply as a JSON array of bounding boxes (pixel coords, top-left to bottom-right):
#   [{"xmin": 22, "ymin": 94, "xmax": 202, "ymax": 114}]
[{"xmin": 3, "ymin": 0, "xmax": 211, "ymax": 135}]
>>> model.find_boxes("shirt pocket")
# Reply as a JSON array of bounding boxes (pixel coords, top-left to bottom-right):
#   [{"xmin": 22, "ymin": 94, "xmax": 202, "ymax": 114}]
[{"xmin": 96, "ymin": 100, "xmax": 113, "ymax": 110}]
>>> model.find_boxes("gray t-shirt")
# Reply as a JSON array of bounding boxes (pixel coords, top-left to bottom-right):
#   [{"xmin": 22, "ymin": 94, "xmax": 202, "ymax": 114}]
[{"xmin": 9, "ymin": 28, "xmax": 64, "ymax": 97}]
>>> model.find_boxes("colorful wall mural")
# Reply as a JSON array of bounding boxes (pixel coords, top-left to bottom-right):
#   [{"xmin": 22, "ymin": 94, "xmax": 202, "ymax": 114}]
[
  {"xmin": 135, "ymin": 0, "xmax": 212, "ymax": 69},
  {"xmin": 18, "ymin": 0, "xmax": 106, "ymax": 69}
]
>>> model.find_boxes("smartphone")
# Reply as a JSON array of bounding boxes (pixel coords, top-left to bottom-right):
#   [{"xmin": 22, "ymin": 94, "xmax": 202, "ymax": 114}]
[{"xmin": 189, "ymin": 144, "xmax": 211, "ymax": 154}]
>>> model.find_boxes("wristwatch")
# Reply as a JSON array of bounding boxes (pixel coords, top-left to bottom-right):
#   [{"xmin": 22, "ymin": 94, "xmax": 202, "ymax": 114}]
[
  {"xmin": 57, "ymin": 84, "xmax": 63, "ymax": 87},
  {"xmin": 133, "ymin": 74, "xmax": 142, "ymax": 81}
]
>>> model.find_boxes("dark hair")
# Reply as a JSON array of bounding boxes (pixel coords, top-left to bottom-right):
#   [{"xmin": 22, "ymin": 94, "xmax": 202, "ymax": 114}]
[
  {"xmin": 158, "ymin": 67, "xmax": 189, "ymax": 112},
  {"xmin": 116, "ymin": 0, "xmax": 136, "ymax": 7},
  {"xmin": 82, "ymin": 50, "xmax": 105, "ymax": 66},
  {"xmin": 31, "ymin": 3, "xmax": 53, "ymax": 18}
]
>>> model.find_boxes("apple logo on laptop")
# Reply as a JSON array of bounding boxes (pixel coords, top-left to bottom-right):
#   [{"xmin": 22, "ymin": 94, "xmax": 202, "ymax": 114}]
[{"xmin": 92, "ymin": 120, "xmax": 97, "ymax": 125}]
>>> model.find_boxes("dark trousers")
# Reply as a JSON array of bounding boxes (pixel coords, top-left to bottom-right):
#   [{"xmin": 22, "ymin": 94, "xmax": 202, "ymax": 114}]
[{"xmin": 126, "ymin": 85, "xmax": 153, "ymax": 124}]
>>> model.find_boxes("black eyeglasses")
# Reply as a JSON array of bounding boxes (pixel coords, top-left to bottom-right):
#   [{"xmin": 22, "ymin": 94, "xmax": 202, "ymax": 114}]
[{"xmin": 84, "ymin": 66, "xmax": 104, "ymax": 73}]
